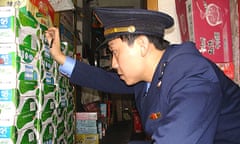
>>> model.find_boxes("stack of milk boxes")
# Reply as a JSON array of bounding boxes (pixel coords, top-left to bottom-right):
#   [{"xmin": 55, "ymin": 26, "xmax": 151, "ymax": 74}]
[
  {"xmin": 76, "ymin": 112, "xmax": 99, "ymax": 144},
  {"xmin": 0, "ymin": 0, "xmax": 75, "ymax": 144},
  {"xmin": 56, "ymin": 41, "xmax": 75, "ymax": 144}
]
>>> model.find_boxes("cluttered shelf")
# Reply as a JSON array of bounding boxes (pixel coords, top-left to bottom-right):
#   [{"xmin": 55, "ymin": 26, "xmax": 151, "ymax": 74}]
[{"xmin": 101, "ymin": 120, "xmax": 147, "ymax": 144}]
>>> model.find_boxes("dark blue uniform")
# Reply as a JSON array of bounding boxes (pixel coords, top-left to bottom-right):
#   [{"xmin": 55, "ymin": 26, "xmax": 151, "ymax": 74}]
[{"xmin": 69, "ymin": 42, "xmax": 240, "ymax": 143}]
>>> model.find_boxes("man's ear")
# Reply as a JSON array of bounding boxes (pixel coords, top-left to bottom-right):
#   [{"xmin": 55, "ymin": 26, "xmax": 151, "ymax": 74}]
[{"xmin": 136, "ymin": 35, "xmax": 149, "ymax": 57}]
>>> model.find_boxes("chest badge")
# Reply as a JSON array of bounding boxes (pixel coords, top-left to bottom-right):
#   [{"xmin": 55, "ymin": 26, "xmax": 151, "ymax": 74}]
[
  {"xmin": 157, "ymin": 81, "xmax": 162, "ymax": 87},
  {"xmin": 149, "ymin": 112, "xmax": 161, "ymax": 120}
]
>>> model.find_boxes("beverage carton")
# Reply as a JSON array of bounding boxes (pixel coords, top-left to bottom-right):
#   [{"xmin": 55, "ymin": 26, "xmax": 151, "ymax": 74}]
[
  {"xmin": 37, "ymin": 122, "xmax": 55, "ymax": 144},
  {"xmin": 37, "ymin": 97, "xmax": 56, "ymax": 123},
  {"xmin": 0, "ymin": 7, "xmax": 18, "ymax": 43},
  {"xmin": 0, "ymin": 97, "xmax": 37, "ymax": 129}
]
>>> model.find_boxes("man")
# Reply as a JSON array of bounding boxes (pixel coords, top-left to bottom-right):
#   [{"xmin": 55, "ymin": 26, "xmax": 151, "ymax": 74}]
[{"xmin": 46, "ymin": 7, "xmax": 240, "ymax": 144}]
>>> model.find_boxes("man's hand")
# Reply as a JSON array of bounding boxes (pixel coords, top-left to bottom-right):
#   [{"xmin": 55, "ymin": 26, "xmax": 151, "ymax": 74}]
[{"xmin": 45, "ymin": 27, "xmax": 66, "ymax": 65}]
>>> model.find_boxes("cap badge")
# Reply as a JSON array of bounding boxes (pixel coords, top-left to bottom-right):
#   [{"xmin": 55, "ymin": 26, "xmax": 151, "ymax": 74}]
[{"xmin": 104, "ymin": 25, "xmax": 136, "ymax": 36}]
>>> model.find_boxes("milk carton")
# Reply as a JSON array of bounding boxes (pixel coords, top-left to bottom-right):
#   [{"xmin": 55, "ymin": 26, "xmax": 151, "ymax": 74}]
[{"xmin": 0, "ymin": 7, "xmax": 18, "ymax": 43}]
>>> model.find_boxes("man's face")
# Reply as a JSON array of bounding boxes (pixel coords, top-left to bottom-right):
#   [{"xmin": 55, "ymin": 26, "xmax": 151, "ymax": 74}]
[{"xmin": 108, "ymin": 37, "xmax": 145, "ymax": 85}]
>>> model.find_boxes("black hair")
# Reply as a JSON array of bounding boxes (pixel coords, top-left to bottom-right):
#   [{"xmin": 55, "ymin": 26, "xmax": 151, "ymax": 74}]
[{"xmin": 119, "ymin": 34, "xmax": 170, "ymax": 50}]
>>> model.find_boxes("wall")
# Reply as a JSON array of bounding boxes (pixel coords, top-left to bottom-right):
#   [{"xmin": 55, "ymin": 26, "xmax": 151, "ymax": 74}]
[{"xmin": 158, "ymin": 0, "xmax": 182, "ymax": 44}]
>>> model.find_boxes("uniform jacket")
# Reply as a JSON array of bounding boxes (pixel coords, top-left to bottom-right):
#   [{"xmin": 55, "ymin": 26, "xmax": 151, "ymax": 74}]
[{"xmin": 69, "ymin": 42, "xmax": 240, "ymax": 144}]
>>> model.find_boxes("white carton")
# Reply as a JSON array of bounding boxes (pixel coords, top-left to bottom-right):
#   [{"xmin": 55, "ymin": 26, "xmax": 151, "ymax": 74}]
[
  {"xmin": 0, "ymin": 7, "xmax": 17, "ymax": 43},
  {"xmin": 0, "ymin": 125, "xmax": 37, "ymax": 144},
  {"xmin": 0, "ymin": 66, "xmax": 40, "ymax": 96},
  {"xmin": 0, "ymin": 96, "xmax": 37, "ymax": 129},
  {"xmin": 0, "ymin": 42, "xmax": 40, "ymax": 67}
]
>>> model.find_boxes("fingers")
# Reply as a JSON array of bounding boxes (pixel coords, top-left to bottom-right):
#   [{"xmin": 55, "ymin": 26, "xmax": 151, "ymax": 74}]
[
  {"xmin": 44, "ymin": 27, "xmax": 64, "ymax": 64},
  {"xmin": 45, "ymin": 27, "xmax": 58, "ymax": 46}
]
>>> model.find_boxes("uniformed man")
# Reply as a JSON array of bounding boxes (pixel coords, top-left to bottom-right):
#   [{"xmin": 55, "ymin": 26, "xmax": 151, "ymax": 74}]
[{"xmin": 46, "ymin": 7, "xmax": 240, "ymax": 144}]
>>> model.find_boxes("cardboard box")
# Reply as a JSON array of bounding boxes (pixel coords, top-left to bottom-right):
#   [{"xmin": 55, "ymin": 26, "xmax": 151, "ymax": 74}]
[
  {"xmin": 76, "ymin": 119, "xmax": 97, "ymax": 128},
  {"xmin": 175, "ymin": 0, "xmax": 235, "ymax": 79},
  {"xmin": 176, "ymin": 0, "xmax": 233, "ymax": 63},
  {"xmin": 76, "ymin": 126, "xmax": 98, "ymax": 134},
  {"xmin": 76, "ymin": 134, "xmax": 99, "ymax": 144},
  {"xmin": 76, "ymin": 112, "xmax": 98, "ymax": 120},
  {"xmin": 25, "ymin": 0, "xmax": 54, "ymax": 27}
]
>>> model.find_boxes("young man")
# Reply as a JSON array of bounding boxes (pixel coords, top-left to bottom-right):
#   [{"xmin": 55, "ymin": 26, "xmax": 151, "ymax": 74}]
[{"xmin": 46, "ymin": 7, "xmax": 240, "ymax": 144}]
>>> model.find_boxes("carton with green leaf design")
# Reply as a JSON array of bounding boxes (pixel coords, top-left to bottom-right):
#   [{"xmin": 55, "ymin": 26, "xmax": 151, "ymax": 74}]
[
  {"xmin": 37, "ymin": 96, "xmax": 56, "ymax": 124},
  {"xmin": 0, "ymin": 97, "xmax": 38, "ymax": 143},
  {"xmin": 40, "ymin": 46, "xmax": 56, "ymax": 75},
  {"xmin": 0, "ymin": 61, "xmax": 40, "ymax": 97},
  {"xmin": 0, "ymin": 97, "xmax": 38, "ymax": 128},
  {"xmin": 0, "ymin": 6, "xmax": 41, "ymax": 65},
  {"xmin": 37, "ymin": 122, "xmax": 55, "ymax": 143},
  {"xmin": 0, "ymin": 125, "xmax": 38, "ymax": 144},
  {"xmin": 0, "ymin": 44, "xmax": 40, "ymax": 96},
  {"xmin": 0, "ymin": 7, "xmax": 19, "ymax": 43},
  {"xmin": 16, "ymin": 125, "xmax": 38, "ymax": 144}
]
